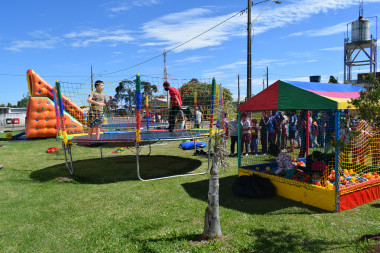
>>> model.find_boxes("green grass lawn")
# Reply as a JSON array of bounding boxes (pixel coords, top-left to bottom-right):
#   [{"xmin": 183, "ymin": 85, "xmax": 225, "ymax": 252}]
[{"xmin": 0, "ymin": 130, "xmax": 379, "ymax": 252}]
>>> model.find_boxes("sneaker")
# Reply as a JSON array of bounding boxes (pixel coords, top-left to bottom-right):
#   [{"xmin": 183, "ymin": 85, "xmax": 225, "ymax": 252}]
[{"xmin": 245, "ymin": 153, "xmax": 248, "ymax": 157}]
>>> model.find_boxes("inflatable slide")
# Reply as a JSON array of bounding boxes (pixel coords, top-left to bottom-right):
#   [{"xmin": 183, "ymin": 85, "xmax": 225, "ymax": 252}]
[{"xmin": 25, "ymin": 69, "xmax": 84, "ymax": 138}]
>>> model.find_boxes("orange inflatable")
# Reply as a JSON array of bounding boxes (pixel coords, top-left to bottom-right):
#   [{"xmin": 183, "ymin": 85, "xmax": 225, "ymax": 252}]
[
  {"xmin": 27, "ymin": 69, "xmax": 85, "ymax": 124},
  {"xmin": 25, "ymin": 70, "xmax": 84, "ymax": 138}
]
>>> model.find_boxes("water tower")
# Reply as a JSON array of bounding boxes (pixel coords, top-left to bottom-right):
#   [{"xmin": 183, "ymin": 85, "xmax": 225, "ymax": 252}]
[{"xmin": 344, "ymin": 1, "xmax": 377, "ymax": 83}]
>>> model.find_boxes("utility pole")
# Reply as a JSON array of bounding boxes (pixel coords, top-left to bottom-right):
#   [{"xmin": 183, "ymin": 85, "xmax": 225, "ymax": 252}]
[
  {"xmin": 91, "ymin": 65, "xmax": 93, "ymax": 91},
  {"xmin": 164, "ymin": 51, "xmax": 169, "ymax": 108},
  {"xmin": 238, "ymin": 74, "xmax": 240, "ymax": 107},
  {"xmin": 247, "ymin": 0, "xmax": 252, "ymax": 99},
  {"xmin": 263, "ymin": 79, "xmax": 264, "ymax": 90},
  {"xmin": 163, "ymin": 50, "xmax": 168, "ymax": 80},
  {"xmin": 266, "ymin": 66, "xmax": 269, "ymax": 88}
]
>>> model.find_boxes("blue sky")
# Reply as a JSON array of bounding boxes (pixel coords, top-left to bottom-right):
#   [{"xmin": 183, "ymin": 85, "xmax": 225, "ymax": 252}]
[{"xmin": 1, "ymin": 0, "xmax": 379, "ymax": 105}]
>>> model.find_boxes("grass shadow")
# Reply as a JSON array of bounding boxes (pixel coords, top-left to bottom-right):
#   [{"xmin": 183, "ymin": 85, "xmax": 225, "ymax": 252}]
[
  {"xmin": 239, "ymin": 226, "xmax": 350, "ymax": 252},
  {"xmin": 182, "ymin": 175, "xmax": 326, "ymax": 215},
  {"xmin": 30, "ymin": 155, "xmax": 202, "ymax": 184}
]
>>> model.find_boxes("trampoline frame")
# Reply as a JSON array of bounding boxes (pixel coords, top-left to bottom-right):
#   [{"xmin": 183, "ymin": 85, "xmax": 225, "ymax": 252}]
[{"xmin": 57, "ymin": 74, "xmax": 223, "ymax": 181}]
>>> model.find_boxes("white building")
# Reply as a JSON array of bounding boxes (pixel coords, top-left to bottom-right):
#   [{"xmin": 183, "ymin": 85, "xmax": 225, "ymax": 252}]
[{"xmin": 0, "ymin": 107, "xmax": 27, "ymax": 129}]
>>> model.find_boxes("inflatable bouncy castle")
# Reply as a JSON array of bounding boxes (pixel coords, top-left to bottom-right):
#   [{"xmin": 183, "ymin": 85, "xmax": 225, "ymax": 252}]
[{"xmin": 25, "ymin": 69, "xmax": 83, "ymax": 138}]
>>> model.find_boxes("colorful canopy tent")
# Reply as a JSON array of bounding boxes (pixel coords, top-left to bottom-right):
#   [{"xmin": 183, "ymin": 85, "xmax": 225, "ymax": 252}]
[
  {"xmin": 237, "ymin": 80, "xmax": 380, "ymax": 212},
  {"xmin": 238, "ymin": 80, "xmax": 364, "ymax": 111}
]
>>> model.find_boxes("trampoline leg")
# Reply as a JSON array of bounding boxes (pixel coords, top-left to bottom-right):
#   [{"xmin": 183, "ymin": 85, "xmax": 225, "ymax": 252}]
[
  {"xmin": 62, "ymin": 143, "xmax": 74, "ymax": 175},
  {"xmin": 136, "ymin": 138, "xmax": 211, "ymax": 182}
]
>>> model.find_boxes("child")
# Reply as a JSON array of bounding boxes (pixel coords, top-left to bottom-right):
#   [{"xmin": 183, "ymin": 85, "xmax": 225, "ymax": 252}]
[
  {"xmin": 87, "ymin": 80, "xmax": 109, "ymax": 139},
  {"xmin": 288, "ymin": 112, "xmax": 297, "ymax": 152},
  {"xmin": 311, "ymin": 120, "xmax": 319, "ymax": 148},
  {"xmin": 240, "ymin": 113, "xmax": 251, "ymax": 156},
  {"xmin": 275, "ymin": 149, "xmax": 294, "ymax": 175},
  {"xmin": 311, "ymin": 151, "xmax": 327, "ymax": 180},
  {"xmin": 280, "ymin": 111, "xmax": 289, "ymax": 150},
  {"xmin": 250, "ymin": 119, "xmax": 258, "ymax": 155}
]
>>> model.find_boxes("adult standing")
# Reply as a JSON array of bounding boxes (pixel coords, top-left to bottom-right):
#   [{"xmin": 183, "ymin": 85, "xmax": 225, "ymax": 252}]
[
  {"xmin": 259, "ymin": 111, "xmax": 270, "ymax": 154},
  {"xmin": 228, "ymin": 116, "xmax": 239, "ymax": 157},
  {"xmin": 195, "ymin": 107, "xmax": 202, "ymax": 128},
  {"xmin": 280, "ymin": 111, "xmax": 289, "ymax": 150},
  {"xmin": 288, "ymin": 111, "xmax": 297, "ymax": 152},
  {"xmin": 240, "ymin": 113, "xmax": 251, "ymax": 156},
  {"xmin": 163, "ymin": 81, "xmax": 183, "ymax": 132},
  {"xmin": 297, "ymin": 110, "xmax": 307, "ymax": 158}
]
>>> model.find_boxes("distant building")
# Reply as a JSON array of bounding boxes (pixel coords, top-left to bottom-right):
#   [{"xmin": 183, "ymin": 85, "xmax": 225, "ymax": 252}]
[{"xmin": 354, "ymin": 72, "xmax": 380, "ymax": 88}]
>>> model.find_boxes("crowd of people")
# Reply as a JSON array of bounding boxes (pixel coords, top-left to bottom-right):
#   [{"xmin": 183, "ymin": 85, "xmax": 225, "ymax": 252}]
[{"xmin": 227, "ymin": 109, "xmax": 341, "ymax": 158}]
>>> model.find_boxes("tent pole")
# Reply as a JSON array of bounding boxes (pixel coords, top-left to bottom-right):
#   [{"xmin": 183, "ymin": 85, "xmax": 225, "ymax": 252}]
[{"xmin": 334, "ymin": 109, "xmax": 341, "ymax": 212}]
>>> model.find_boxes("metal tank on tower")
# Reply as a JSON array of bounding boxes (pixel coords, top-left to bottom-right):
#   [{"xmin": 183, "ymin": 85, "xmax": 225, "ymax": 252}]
[{"xmin": 344, "ymin": 0, "xmax": 377, "ymax": 84}]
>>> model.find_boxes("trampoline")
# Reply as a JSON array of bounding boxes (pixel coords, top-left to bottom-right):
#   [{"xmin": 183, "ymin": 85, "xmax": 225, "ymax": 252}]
[
  {"xmin": 101, "ymin": 121, "xmax": 168, "ymax": 129},
  {"xmin": 55, "ymin": 74, "xmax": 225, "ymax": 181}
]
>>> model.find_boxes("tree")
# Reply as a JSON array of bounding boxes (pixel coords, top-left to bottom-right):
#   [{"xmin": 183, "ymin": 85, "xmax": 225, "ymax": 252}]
[
  {"xmin": 202, "ymin": 134, "xmax": 228, "ymax": 240},
  {"xmin": 179, "ymin": 80, "xmax": 233, "ymax": 118},
  {"xmin": 115, "ymin": 80, "xmax": 135, "ymax": 111},
  {"xmin": 329, "ymin": 76, "xmax": 338, "ymax": 83},
  {"xmin": 7, "ymin": 103, "xmax": 12, "ymax": 107},
  {"xmin": 114, "ymin": 79, "xmax": 156, "ymax": 111},
  {"xmin": 17, "ymin": 94, "xmax": 30, "ymax": 107},
  {"xmin": 350, "ymin": 74, "xmax": 380, "ymax": 129}
]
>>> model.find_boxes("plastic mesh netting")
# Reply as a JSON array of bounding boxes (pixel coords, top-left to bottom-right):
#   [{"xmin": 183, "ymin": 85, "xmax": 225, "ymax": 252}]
[
  {"xmin": 234, "ymin": 109, "xmax": 380, "ymax": 194},
  {"xmin": 54, "ymin": 75, "xmax": 225, "ymax": 143}
]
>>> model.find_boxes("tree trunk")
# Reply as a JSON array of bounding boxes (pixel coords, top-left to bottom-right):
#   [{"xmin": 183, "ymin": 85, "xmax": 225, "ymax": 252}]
[{"xmin": 202, "ymin": 138, "xmax": 223, "ymax": 240}]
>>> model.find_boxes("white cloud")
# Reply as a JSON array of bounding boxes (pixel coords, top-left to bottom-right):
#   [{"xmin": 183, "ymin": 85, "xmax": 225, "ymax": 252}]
[
  {"xmin": 218, "ymin": 60, "xmax": 246, "ymax": 70},
  {"xmin": 304, "ymin": 59, "xmax": 317, "ymax": 63},
  {"xmin": 140, "ymin": 0, "xmax": 380, "ymax": 52},
  {"xmin": 5, "ymin": 30, "xmax": 60, "ymax": 52},
  {"xmin": 106, "ymin": 0, "xmax": 160, "ymax": 13},
  {"xmin": 287, "ymin": 22, "xmax": 347, "ymax": 38},
  {"xmin": 141, "ymin": 8, "xmax": 246, "ymax": 52},
  {"xmin": 320, "ymin": 46, "xmax": 344, "ymax": 51},
  {"xmin": 174, "ymin": 56, "xmax": 213, "ymax": 64},
  {"xmin": 6, "ymin": 40, "xmax": 57, "ymax": 52},
  {"xmin": 107, "ymin": 59, "xmax": 123, "ymax": 64},
  {"xmin": 64, "ymin": 28, "xmax": 134, "ymax": 47}
]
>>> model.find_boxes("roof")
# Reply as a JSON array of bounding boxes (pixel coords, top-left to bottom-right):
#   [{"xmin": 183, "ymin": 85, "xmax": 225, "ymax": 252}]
[{"xmin": 238, "ymin": 80, "xmax": 364, "ymax": 111}]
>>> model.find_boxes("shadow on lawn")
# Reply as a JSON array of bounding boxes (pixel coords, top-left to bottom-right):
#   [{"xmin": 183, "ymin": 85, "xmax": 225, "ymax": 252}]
[
  {"xmin": 182, "ymin": 175, "xmax": 326, "ymax": 215},
  {"xmin": 30, "ymin": 155, "xmax": 202, "ymax": 184},
  {"xmin": 240, "ymin": 226, "xmax": 350, "ymax": 252}
]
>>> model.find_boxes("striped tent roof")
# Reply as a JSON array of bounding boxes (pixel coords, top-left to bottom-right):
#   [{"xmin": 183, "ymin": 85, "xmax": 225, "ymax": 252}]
[{"xmin": 238, "ymin": 80, "xmax": 364, "ymax": 111}]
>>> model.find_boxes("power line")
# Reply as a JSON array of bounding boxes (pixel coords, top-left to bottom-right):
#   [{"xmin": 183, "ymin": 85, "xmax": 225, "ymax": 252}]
[
  {"xmin": 0, "ymin": 6, "xmax": 251, "ymax": 79},
  {"xmin": 102, "ymin": 7, "xmax": 249, "ymax": 76}
]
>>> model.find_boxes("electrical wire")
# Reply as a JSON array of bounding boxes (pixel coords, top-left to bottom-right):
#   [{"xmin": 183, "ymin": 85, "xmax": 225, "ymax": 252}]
[
  {"xmin": 102, "ymin": 7, "xmax": 250, "ymax": 76},
  {"xmin": 0, "ymin": 1, "xmax": 277, "ymax": 79}
]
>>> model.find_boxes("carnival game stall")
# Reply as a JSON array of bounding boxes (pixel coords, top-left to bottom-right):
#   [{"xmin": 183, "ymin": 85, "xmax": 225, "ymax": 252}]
[{"xmin": 237, "ymin": 80, "xmax": 380, "ymax": 212}]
